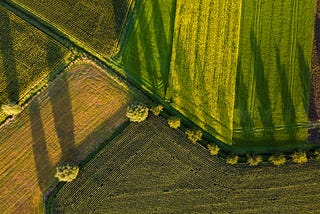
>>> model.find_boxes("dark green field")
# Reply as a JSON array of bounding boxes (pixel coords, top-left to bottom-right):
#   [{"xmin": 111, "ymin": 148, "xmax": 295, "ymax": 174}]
[{"xmin": 50, "ymin": 115, "xmax": 320, "ymax": 213}]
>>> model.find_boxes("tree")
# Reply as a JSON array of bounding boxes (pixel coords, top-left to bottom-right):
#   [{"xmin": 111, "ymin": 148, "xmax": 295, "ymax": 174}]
[
  {"xmin": 247, "ymin": 154, "xmax": 263, "ymax": 166},
  {"xmin": 185, "ymin": 129, "xmax": 202, "ymax": 144},
  {"xmin": 55, "ymin": 164, "xmax": 79, "ymax": 182},
  {"xmin": 207, "ymin": 144, "xmax": 220, "ymax": 156},
  {"xmin": 150, "ymin": 105, "xmax": 163, "ymax": 116},
  {"xmin": 268, "ymin": 153, "xmax": 286, "ymax": 166},
  {"xmin": 167, "ymin": 117, "xmax": 181, "ymax": 129},
  {"xmin": 126, "ymin": 104, "xmax": 149, "ymax": 122},
  {"xmin": 290, "ymin": 151, "xmax": 307, "ymax": 164},
  {"xmin": 226, "ymin": 155, "xmax": 239, "ymax": 165},
  {"xmin": 314, "ymin": 149, "xmax": 320, "ymax": 160},
  {"xmin": 1, "ymin": 103, "xmax": 21, "ymax": 116}
]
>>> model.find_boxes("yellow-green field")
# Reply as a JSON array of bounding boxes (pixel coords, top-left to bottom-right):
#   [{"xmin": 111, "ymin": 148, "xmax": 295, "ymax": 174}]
[
  {"xmin": 166, "ymin": 0, "xmax": 242, "ymax": 144},
  {"xmin": 0, "ymin": 61, "xmax": 135, "ymax": 213},
  {"xmin": 10, "ymin": 0, "xmax": 132, "ymax": 57},
  {"xmin": 0, "ymin": 6, "xmax": 69, "ymax": 123}
]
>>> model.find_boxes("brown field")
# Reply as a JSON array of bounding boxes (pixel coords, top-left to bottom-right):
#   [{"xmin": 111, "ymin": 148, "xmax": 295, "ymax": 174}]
[
  {"xmin": 52, "ymin": 114, "xmax": 320, "ymax": 213},
  {"xmin": 0, "ymin": 60, "xmax": 136, "ymax": 213}
]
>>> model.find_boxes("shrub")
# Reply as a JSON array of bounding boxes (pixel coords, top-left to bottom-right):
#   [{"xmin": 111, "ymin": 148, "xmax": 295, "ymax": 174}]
[
  {"xmin": 247, "ymin": 154, "xmax": 263, "ymax": 166},
  {"xmin": 290, "ymin": 151, "xmax": 307, "ymax": 164},
  {"xmin": 126, "ymin": 104, "xmax": 149, "ymax": 122},
  {"xmin": 226, "ymin": 155, "xmax": 239, "ymax": 165},
  {"xmin": 207, "ymin": 144, "xmax": 220, "ymax": 156},
  {"xmin": 150, "ymin": 105, "xmax": 163, "ymax": 116},
  {"xmin": 55, "ymin": 164, "xmax": 79, "ymax": 182},
  {"xmin": 268, "ymin": 153, "xmax": 286, "ymax": 166},
  {"xmin": 1, "ymin": 104, "xmax": 21, "ymax": 116},
  {"xmin": 167, "ymin": 117, "xmax": 181, "ymax": 129},
  {"xmin": 185, "ymin": 129, "xmax": 202, "ymax": 144},
  {"xmin": 314, "ymin": 149, "xmax": 320, "ymax": 160}
]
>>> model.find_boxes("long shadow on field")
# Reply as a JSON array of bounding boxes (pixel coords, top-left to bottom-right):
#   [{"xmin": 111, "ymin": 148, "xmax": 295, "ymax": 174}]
[
  {"xmin": 47, "ymin": 42, "xmax": 78, "ymax": 163},
  {"xmin": 315, "ymin": 16, "xmax": 320, "ymax": 65},
  {"xmin": 275, "ymin": 47, "xmax": 298, "ymax": 143},
  {"xmin": 111, "ymin": 0, "xmax": 129, "ymax": 37},
  {"xmin": 250, "ymin": 30, "xmax": 275, "ymax": 142},
  {"xmin": 30, "ymin": 97, "xmax": 54, "ymax": 193},
  {"xmin": 233, "ymin": 56, "xmax": 255, "ymax": 144},
  {"xmin": 0, "ymin": 9, "xmax": 19, "ymax": 104}
]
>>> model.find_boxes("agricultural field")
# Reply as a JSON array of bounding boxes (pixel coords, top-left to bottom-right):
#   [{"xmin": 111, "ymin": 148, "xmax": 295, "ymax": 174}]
[
  {"xmin": 232, "ymin": 0, "xmax": 315, "ymax": 151},
  {"xmin": 50, "ymin": 115, "xmax": 320, "ymax": 213},
  {"xmin": 8, "ymin": 0, "xmax": 133, "ymax": 57},
  {"xmin": 0, "ymin": 5, "xmax": 69, "ymax": 123},
  {"xmin": 119, "ymin": 0, "xmax": 176, "ymax": 98},
  {"xmin": 0, "ymin": 60, "xmax": 137, "ymax": 213},
  {"xmin": 166, "ymin": 0, "xmax": 242, "ymax": 145}
]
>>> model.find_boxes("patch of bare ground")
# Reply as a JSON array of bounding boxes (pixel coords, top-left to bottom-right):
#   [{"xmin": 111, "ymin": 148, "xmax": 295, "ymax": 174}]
[{"xmin": 0, "ymin": 60, "xmax": 136, "ymax": 213}]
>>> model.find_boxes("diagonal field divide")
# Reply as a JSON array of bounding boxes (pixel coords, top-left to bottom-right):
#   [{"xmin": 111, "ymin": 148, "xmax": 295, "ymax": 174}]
[
  {"xmin": 0, "ymin": 61, "xmax": 136, "ymax": 213},
  {"xmin": 232, "ymin": 0, "xmax": 315, "ymax": 151}
]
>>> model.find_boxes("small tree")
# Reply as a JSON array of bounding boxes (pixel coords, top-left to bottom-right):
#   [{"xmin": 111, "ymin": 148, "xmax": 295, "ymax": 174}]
[
  {"xmin": 207, "ymin": 144, "xmax": 220, "ymax": 156},
  {"xmin": 268, "ymin": 153, "xmax": 286, "ymax": 166},
  {"xmin": 167, "ymin": 117, "xmax": 181, "ymax": 129},
  {"xmin": 290, "ymin": 151, "xmax": 307, "ymax": 164},
  {"xmin": 55, "ymin": 164, "xmax": 79, "ymax": 182},
  {"xmin": 150, "ymin": 105, "xmax": 163, "ymax": 116},
  {"xmin": 247, "ymin": 154, "xmax": 263, "ymax": 166},
  {"xmin": 226, "ymin": 155, "xmax": 239, "ymax": 165},
  {"xmin": 126, "ymin": 104, "xmax": 149, "ymax": 122},
  {"xmin": 314, "ymin": 149, "xmax": 320, "ymax": 160},
  {"xmin": 1, "ymin": 103, "xmax": 21, "ymax": 116},
  {"xmin": 185, "ymin": 129, "xmax": 202, "ymax": 144}
]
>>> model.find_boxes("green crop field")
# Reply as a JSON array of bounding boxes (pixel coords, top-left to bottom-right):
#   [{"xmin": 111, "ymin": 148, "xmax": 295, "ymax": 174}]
[
  {"xmin": 232, "ymin": 0, "xmax": 315, "ymax": 150},
  {"xmin": 0, "ymin": 6, "xmax": 69, "ymax": 123},
  {"xmin": 165, "ymin": 0, "xmax": 315, "ymax": 151},
  {"xmin": 50, "ymin": 115, "xmax": 320, "ymax": 213},
  {"xmin": 118, "ymin": 0, "xmax": 176, "ymax": 98},
  {"xmin": 10, "ymin": 0, "xmax": 132, "ymax": 57},
  {"xmin": 166, "ymin": 0, "xmax": 242, "ymax": 145}
]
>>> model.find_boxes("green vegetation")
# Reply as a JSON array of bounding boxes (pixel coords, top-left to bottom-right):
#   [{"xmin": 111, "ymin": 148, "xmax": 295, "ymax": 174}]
[
  {"xmin": 269, "ymin": 154, "xmax": 286, "ymax": 166},
  {"xmin": 167, "ymin": 117, "xmax": 181, "ymax": 129},
  {"xmin": 247, "ymin": 154, "xmax": 263, "ymax": 166},
  {"xmin": 207, "ymin": 144, "xmax": 220, "ymax": 156},
  {"xmin": 55, "ymin": 165, "xmax": 79, "ymax": 182},
  {"xmin": 290, "ymin": 151, "xmax": 308, "ymax": 164},
  {"xmin": 226, "ymin": 155, "xmax": 239, "ymax": 165},
  {"xmin": 1, "ymin": 103, "xmax": 21, "ymax": 116},
  {"xmin": 150, "ymin": 105, "xmax": 163, "ymax": 116},
  {"xmin": 11, "ymin": 0, "xmax": 132, "ymax": 57},
  {"xmin": 119, "ymin": 0, "xmax": 176, "ymax": 98},
  {"xmin": 185, "ymin": 129, "xmax": 202, "ymax": 144},
  {"xmin": 126, "ymin": 104, "xmax": 149, "ymax": 122},
  {"xmin": 0, "ymin": 6, "xmax": 68, "ymax": 123},
  {"xmin": 314, "ymin": 150, "xmax": 320, "ymax": 160}
]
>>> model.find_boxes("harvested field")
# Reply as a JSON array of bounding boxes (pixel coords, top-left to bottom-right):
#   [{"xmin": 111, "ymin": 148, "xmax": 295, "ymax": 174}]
[
  {"xmin": 166, "ymin": 0, "xmax": 242, "ymax": 144},
  {"xmin": 0, "ymin": 6, "xmax": 68, "ymax": 123},
  {"xmin": 119, "ymin": 0, "xmax": 176, "ymax": 98},
  {"xmin": 0, "ymin": 61, "xmax": 136, "ymax": 213},
  {"xmin": 51, "ymin": 115, "xmax": 320, "ymax": 213},
  {"xmin": 10, "ymin": 0, "xmax": 132, "ymax": 57}
]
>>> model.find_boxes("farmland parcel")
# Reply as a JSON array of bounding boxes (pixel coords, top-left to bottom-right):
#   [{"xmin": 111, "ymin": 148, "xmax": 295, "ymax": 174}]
[
  {"xmin": 0, "ymin": 61, "xmax": 136, "ymax": 213},
  {"xmin": 166, "ymin": 0, "xmax": 315, "ymax": 151},
  {"xmin": 51, "ymin": 115, "xmax": 320, "ymax": 213},
  {"xmin": 0, "ymin": 6, "xmax": 68, "ymax": 123}
]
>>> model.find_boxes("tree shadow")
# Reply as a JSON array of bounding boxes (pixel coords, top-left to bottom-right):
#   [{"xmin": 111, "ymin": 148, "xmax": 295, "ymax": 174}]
[
  {"xmin": 250, "ymin": 30, "xmax": 275, "ymax": 142},
  {"xmin": 0, "ymin": 9, "xmax": 19, "ymax": 104},
  {"xmin": 30, "ymin": 97, "xmax": 53, "ymax": 193},
  {"xmin": 111, "ymin": 0, "xmax": 129, "ymax": 37},
  {"xmin": 275, "ymin": 46, "xmax": 297, "ymax": 143},
  {"xmin": 315, "ymin": 16, "xmax": 320, "ymax": 65},
  {"xmin": 47, "ymin": 41, "xmax": 77, "ymax": 163}
]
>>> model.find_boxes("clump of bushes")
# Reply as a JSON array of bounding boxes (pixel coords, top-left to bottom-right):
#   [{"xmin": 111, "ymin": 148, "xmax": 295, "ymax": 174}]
[
  {"xmin": 55, "ymin": 164, "xmax": 79, "ymax": 182},
  {"xmin": 207, "ymin": 144, "xmax": 220, "ymax": 156},
  {"xmin": 247, "ymin": 154, "xmax": 263, "ymax": 166},
  {"xmin": 167, "ymin": 117, "xmax": 181, "ymax": 129},
  {"xmin": 226, "ymin": 155, "xmax": 239, "ymax": 165},
  {"xmin": 314, "ymin": 149, "xmax": 320, "ymax": 160},
  {"xmin": 1, "ymin": 103, "xmax": 21, "ymax": 116},
  {"xmin": 185, "ymin": 129, "xmax": 202, "ymax": 144},
  {"xmin": 126, "ymin": 104, "xmax": 149, "ymax": 122},
  {"xmin": 268, "ymin": 153, "xmax": 286, "ymax": 166},
  {"xmin": 150, "ymin": 105, "xmax": 163, "ymax": 116},
  {"xmin": 290, "ymin": 151, "xmax": 307, "ymax": 164}
]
